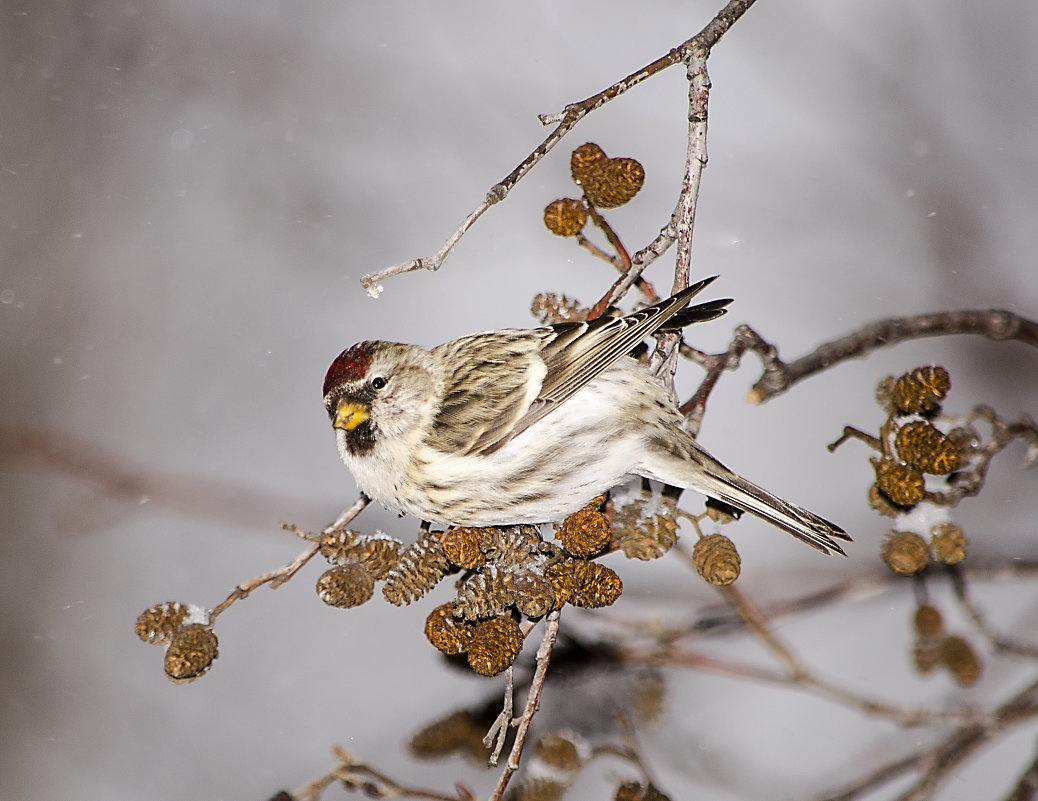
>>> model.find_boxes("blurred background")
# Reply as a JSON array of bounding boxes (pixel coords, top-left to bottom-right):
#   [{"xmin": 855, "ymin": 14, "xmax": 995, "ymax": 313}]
[{"xmin": 2, "ymin": 1, "xmax": 1037, "ymax": 799}]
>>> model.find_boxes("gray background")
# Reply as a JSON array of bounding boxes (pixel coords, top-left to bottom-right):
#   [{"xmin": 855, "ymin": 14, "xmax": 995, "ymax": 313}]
[{"xmin": 2, "ymin": 2, "xmax": 1037, "ymax": 799}]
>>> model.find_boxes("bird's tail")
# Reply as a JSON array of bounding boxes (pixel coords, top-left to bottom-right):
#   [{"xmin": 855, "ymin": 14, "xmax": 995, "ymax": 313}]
[{"xmin": 642, "ymin": 442, "xmax": 851, "ymax": 555}]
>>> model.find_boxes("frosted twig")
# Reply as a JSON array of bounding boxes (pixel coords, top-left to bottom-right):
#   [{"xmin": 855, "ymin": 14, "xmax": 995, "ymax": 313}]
[{"xmin": 208, "ymin": 495, "xmax": 370, "ymax": 621}]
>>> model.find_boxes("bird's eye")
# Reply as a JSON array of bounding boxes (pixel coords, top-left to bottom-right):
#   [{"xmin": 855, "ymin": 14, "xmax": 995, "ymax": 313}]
[{"xmin": 370, "ymin": 376, "xmax": 387, "ymax": 390}]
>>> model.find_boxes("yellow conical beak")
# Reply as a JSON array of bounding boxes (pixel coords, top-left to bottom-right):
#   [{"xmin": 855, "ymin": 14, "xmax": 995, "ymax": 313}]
[{"xmin": 333, "ymin": 399, "xmax": 370, "ymax": 431}]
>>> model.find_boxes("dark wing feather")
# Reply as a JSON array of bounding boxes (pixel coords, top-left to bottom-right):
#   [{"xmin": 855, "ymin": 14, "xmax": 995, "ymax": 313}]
[
  {"xmin": 428, "ymin": 277, "xmax": 730, "ymax": 457},
  {"xmin": 496, "ymin": 276, "xmax": 728, "ymax": 450},
  {"xmin": 660, "ymin": 296, "xmax": 732, "ymax": 331}
]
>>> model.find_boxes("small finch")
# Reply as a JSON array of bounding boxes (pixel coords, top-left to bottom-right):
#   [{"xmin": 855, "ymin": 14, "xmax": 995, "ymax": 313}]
[{"xmin": 323, "ymin": 276, "xmax": 850, "ymax": 555}]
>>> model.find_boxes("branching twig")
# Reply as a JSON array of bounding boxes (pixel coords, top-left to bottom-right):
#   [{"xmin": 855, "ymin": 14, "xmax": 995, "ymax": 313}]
[
  {"xmin": 483, "ymin": 665, "xmax": 515, "ymax": 767},
  {"xmin": 360, "ymin": 0, "xmax": 758, "ymax": 297},
  {"xmin": 746, "ymin": 309, "xmax": 1038, "ymax": 404},
  {"xmin": 678, "ymin": 324, "xmax": 771, "ymax": 434},
  {"xmin": 621, "ymin": 640, "xmax": 979, "ymax": 728},
  {"xmin": 489, "ymin": 609, "xmax": 562, "ymax": 801},
  {"xmin": 293, "ymin": 745, "xmax": 469, "ymax": 801},
  {"xmin": 819, "ymin": 678, "xmax": 1038, "ymax": 801},
  {"xmin": 208, "ymin": 495, "xmax": 370, "ymax": 621}
]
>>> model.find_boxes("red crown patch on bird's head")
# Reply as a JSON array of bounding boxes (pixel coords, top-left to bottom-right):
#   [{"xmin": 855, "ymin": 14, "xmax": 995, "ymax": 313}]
[{"xmin": 323, "ymin": 343, "xmax": 373, "ymax": 397}]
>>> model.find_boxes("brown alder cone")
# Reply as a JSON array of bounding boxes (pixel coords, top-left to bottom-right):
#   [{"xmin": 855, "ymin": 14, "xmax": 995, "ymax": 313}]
[
  {"xmin": 913, "ymin": 604, "xmax": 944, "ymax": 639},
  {"xmin": 424, "ymin": 602, "xmax": 476, "ymax": 655},
  {"xmin": 692, "ymin": 533, "xmax": 741, "ymax": 585},
  {"xmin": 534, "ymin": 732, "xmax": 583, "ymax": 772},
  {"xmin": 441, "ymin": 527, "xmax": 486, "ymax": 570},
  {"xmin": 895, "ymin": 420, "xmax": 962, "ymax": 475},
  {"xmin": 382, "ymin": 528, "xmax": 452, "ymax": 606},
  {"xmin": 513, "ymin": 572, "xmax": 556, "ymax": 619},
  {"xmin": 582, "ymin": 157, "xmax": 645, "ymax": 208},
  {"xmin": 164, "ymin": 624, "xmax": 218, "ymax": 683},
  {"xmin": 409, "ymin": 709, "xmax": 494, "ymax": 764},
  {"xmin": 873, "ymin": 458, "xmax": 926, "ymax": 507},
  {"xmin": 466, "ymin": 615, "xmax": 525, "ymax": 676},
  {"xmin": 931, "ymin": 523, "xmax": 968, "ymax": 565},
  {"xmin": 319, "ymin": 529, "xmax": 404, "ymax": 579},
  {"xmin": 881, "ymin": 531, "xmax": 930, "ymax": 576},
  {"xmin": 543, "ymin": 198, "xmax": 588, "ymax": 237},
  {"xmin": 135, "ymin": 601, "xmax": 191, "ymax": 645},
  {"xmin": 316, "ymin": 562, "xmax": 375, "ymax": 608},
  {"xmin": 612, "ymin": 497, "xmax": 680, "ymax": 561},
  {"xmin": 570, "ymin": 142, "xmax": 607, "ymax": 184},
  {"xmin": 556, "ymin": 494, "xmax": 611, "ymax": 557},
  {"xmin": 938, "ymin": 635, "xmax": 982, "ymax": 686},
  {"xmin": 867, "ymin": 483, "xmax": 903, "ymax": 518},
  {"xmin": 615, "ymin": 782, "xmax": 672, "ymax": 801},
  {"xmin": 890, "ymin": 365, "xmax": 951, "ymax": 415},
  {"xmin": 452, "ymin": 568, "xmax": 516, "ymax": 622},
  {"xmin": 545, "ymin": 559, "xmax": 623, "ymax": 609}
]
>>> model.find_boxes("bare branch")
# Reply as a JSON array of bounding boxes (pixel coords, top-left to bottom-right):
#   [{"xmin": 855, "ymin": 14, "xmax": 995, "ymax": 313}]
[
  {"xmin": 747, "ymin": 309, "xmax": 1038, "ymax": 404},
  {"xmin": 360, "ymin": 0, "xmax": 759, "ymax": 296},
  {"xmin": 208, "ymin": 495, "xmax": 370, "ymax": 621}
]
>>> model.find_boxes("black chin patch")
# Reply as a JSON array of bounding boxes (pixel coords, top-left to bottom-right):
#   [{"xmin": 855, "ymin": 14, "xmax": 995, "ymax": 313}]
[{"xmin": 343, "ymin": 419, "xmax": 377, "ymax": 456}]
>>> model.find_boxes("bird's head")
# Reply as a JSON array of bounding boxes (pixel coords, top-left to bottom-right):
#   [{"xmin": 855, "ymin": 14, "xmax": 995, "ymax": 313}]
[{"xmin": 322, "ymin": 341, "xmax": 440, "ymax": 456}]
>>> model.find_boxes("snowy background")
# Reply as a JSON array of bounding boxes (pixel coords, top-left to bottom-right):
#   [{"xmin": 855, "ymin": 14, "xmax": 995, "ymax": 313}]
[{"xmin": 2, "ymin": 2, "xmax": 1037, "ymax": 799}]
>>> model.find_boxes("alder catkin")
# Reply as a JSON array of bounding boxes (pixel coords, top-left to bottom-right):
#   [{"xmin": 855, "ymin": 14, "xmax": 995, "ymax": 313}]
[
  {"xmin": 881, "ymin": 531, "xmax": 930, "ymax": 576},
  {"xmin": 466, "ymin": 615, "xmax": 525, "ymax": 677},
  {"xmin": 691, "ymin": 534, "xmax": 741, "ymax": 585}
]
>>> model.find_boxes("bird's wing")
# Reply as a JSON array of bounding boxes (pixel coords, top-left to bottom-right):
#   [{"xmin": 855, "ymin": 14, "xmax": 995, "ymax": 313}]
[
  {"xmin": 434, "ymin": 276, "xmax": 730, "ymax": 457},
  {"xmin": 508, "ymin": 276, "xmax": 729, "ymax": 443},
  {"xmin": 426, "ymin": 329, "xmax": 549, "ymax": 456}
]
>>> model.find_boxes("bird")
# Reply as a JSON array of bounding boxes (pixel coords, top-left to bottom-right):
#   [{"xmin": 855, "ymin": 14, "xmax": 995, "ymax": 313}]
[{"xmin": 322, "ymin": 276, "xmax": 850, "ymax": 555}]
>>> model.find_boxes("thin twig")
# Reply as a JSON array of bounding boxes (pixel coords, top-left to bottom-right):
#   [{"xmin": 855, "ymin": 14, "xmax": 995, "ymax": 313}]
[
  {"xmin": 717, "ymin": 583, "xmax": 806, "ymax": 679},
  {"xmin": 360, "ymin": 0, "xmax": 758, "ymax": 296},
  {"xmin": 208, "ymin": 495, "xmax": 369, "ymax": 621},
  {"xmin": 293, "ymin": 745, "xmax": 467, "ymax": 801},
  {"xmin": 588, "ymin": 41, "xmax": 711, "ymax": 327},
  {"xmin": 948, "ymin": 565, "xmax": 1038, "ymax": 659},
  {"xmin": 483, "ymin": 665, "xmax": 515, "ymax": 767},
  {"xmin": 630, "ymin": 551, "xmax": 980, "ymax": 728},
  {"xmin": 819, "ymin": 678, "xmax": 1038, "ymax": 801},
  {"xmin": 670, "ymin": 48, "xmax": 710, "ymax": 297},
  {"xmin": 621, "ymin": 642, "xmax": 978, "ymax": 727},
  {"xmin": 489, "ymin": 609, "xmax": 562, "ymax": 801},
  {"xmin": 678, "ymin": 324, "xmax": 765, "ymax": 434}
]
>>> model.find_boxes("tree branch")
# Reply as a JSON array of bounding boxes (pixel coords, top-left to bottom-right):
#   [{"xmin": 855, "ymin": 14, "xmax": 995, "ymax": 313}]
[
  {"xmin": 747, "ymin": 309, "xmax": 1038, "ymax": 404},
  {"xmin": 360, "ymin": 0, "xmax": 758, "ymax": 296}
]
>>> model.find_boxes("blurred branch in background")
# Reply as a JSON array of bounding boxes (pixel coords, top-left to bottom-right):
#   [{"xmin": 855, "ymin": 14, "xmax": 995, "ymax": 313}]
[{"xmin": 0, "ymin": 423, "xmax": 328, "ymax": 533}]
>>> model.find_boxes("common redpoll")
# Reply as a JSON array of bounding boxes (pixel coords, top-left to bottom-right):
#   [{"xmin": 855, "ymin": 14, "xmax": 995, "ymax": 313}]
[{"xmin": 323, "ymin": 276, "xmax": 850, "ymax": 555}]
